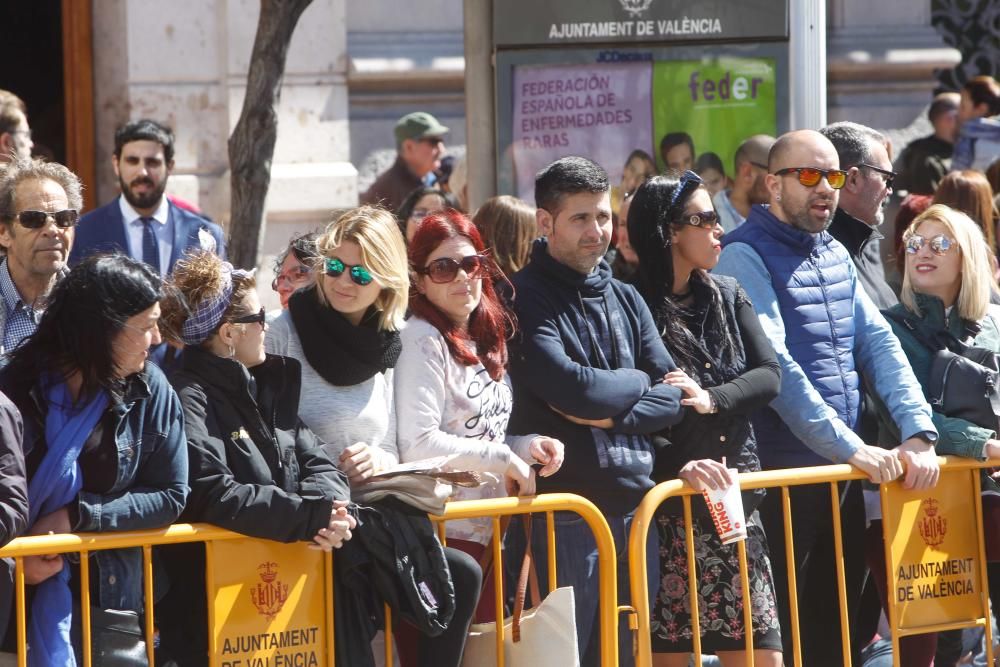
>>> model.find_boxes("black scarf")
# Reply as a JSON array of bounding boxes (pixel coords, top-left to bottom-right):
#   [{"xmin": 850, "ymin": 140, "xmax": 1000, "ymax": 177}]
[{"xmin": 288, "ymin": 289, "xmax": 401, "ymax": 386}]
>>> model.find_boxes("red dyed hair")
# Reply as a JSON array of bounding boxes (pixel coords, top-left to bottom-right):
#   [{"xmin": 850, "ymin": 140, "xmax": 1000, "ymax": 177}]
[{"xmin": 408, "ymin": 209, "xmax": 515, "ymax": 381}]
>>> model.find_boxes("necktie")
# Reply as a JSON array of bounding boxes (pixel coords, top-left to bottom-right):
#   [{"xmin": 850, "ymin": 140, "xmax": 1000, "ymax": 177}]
[{"xmin": 141, "ymin": 217, "xmax": 161, "ymax": 274}]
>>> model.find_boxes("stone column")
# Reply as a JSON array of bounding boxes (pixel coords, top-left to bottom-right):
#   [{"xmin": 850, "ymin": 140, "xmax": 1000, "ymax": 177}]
[
  {"xmin": 827, "ymin": 0, "xmax": 961, "ymax": 130},
  {"xmin": 91, "ymin": 0, "xmax": 356, "ymax": 308}
]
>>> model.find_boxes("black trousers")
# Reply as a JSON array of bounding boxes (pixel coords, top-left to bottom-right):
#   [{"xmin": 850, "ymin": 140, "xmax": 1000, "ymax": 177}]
[{"xmin": 759, "ymin": 480, "xmax": 869, "ymax": 667}]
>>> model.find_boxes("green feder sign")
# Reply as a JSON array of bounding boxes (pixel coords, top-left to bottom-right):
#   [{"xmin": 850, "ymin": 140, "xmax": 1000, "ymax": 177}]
[{"xmin": 652, "ymin": 57, "xmax": 777, "ymax": 175}]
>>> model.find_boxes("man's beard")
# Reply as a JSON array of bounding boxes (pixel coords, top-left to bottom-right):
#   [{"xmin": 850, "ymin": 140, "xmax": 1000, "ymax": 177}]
[
  {"xmin": 783, "ymin": 197, "xmax": 835, "ymax": 234},
  {"xmin": 120, "ymin": 174, "xmax": 166, "ymax": 211}
]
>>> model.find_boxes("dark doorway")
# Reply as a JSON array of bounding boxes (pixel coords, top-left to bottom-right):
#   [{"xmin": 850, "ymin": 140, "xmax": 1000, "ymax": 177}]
[{"xmin": 0, "ymin": 0, "xmax": 66, "ymax": 163}]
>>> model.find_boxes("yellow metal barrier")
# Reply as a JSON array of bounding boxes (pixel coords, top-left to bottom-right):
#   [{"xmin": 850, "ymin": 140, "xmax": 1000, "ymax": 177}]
[
  {"xmin": 627, "ymin": 457, "xmax": 999, "ymax": 667},
  {"xmin": 435, "ymin": 493, "xmax": 620, "ymax": 667},
  {"xmin": 0, "ymin": 524, "xmax": 252, "ymax": 667},
  {"xmin": 0, "ymin": 493, "xmax": 617, "ymax": 666}
]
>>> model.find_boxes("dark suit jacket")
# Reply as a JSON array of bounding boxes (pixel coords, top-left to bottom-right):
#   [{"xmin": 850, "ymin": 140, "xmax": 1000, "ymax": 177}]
[{"xmin": 70, "ymin": 197, "xmax": 227, "ymax": 271}]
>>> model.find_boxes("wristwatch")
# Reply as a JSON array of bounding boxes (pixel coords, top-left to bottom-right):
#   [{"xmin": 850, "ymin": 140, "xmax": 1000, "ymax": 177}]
[{"xmin": 913, "ymin": 430, "xmax": 938, "ymax": 445}]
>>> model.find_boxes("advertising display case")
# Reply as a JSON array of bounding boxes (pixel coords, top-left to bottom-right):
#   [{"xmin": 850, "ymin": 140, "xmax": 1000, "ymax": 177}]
[{"xmin": 464, "ymin": 0, "xmax": 825, "ymax": 207}]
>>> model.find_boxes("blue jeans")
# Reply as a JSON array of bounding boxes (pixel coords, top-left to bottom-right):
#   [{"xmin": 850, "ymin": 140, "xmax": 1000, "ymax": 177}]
[{"xmin": 508, "ymin": 511, "xmax": 658, "ymax": 667}]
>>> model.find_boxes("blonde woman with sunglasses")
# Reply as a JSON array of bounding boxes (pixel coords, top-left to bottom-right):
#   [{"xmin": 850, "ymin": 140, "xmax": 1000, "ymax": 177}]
[
  {"xmin": 266, "ymin": 205, "xmax": 409, "ymax": 482},
  {"xmin": 265, "ymin": 205, "xmax": 480, "ymax": 667},
  {"xmin": 872, "ymin": 203, "xmax": 1000, "ymax": 665}
]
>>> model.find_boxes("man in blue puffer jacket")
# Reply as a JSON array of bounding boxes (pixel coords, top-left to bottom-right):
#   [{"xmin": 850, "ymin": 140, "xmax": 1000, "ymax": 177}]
[{"xmin": 715, "ymin": 130, "xmax": 940, "ymax": 667}]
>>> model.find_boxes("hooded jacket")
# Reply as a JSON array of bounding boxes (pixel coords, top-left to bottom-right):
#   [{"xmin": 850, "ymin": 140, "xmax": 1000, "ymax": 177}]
[{"xmin": 507, "ymin": 238, "xmax": 683, "ymax": 514}]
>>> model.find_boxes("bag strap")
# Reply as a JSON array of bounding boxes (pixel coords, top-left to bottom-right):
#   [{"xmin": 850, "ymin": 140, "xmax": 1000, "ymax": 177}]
[
  {"xmin": 883, "ymin": 310, "xmax": 946, "ymax": 352},
  {"xmin": 512, "ymin": 515, "xmax": 542, "ymax": 643}
]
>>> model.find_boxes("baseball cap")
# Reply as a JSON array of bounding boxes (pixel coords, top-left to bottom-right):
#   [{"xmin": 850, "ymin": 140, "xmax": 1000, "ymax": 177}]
[{"xmin": 395, "ymin": 112, "xmax": 449, "ymax": 147}]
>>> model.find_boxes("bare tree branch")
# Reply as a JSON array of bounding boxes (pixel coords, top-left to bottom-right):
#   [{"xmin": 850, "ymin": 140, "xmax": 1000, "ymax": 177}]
[{"xmin": 227, "ymin": 0, "xmax": 314, "ymax": 269}]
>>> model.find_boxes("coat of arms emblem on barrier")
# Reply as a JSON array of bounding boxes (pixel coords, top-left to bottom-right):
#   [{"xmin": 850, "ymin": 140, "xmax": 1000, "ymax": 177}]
[
  {"xmin": 918, "ymin": 498, "xmax": 947, "ymax": 548},
  {"xmin": 250, "ymin": 561, "xmax": 289, "ymax": 620}
]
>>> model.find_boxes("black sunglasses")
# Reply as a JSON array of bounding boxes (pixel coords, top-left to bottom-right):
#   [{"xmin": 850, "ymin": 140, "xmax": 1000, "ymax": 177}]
[
  {"xmin": 417, "ymin": 254, "xmax": 489, "ymax": 284},
  {"xmin": 682, "ymin": 210, "xmax": 720, "ymax": 230},
  {"xmin": 14, "ymin": 209, "xmax": 79, "ymax": 229},
  {"xmin": 325, "ymin": 257, "xmax": 374, "ymax": 286},
  {"xmin": 230, "ymin": 307, "xmax": 266, "ymax": 326},
  {"xmin": 856, "ymin": 162, "xmax": 896, "ymax": 189}
]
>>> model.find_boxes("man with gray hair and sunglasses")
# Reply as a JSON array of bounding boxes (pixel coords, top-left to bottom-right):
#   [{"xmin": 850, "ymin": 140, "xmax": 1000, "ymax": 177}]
[
  {"xmin": 820, "ymin": 121, "xmax": 898, "ymax": 310},
  {"xmin": 0, "ymin": 157, "xmax": 81, "ymax": 353},
  {"xmin": 714, "ymin": 129, "xmax": 939, "ymax": 667}
]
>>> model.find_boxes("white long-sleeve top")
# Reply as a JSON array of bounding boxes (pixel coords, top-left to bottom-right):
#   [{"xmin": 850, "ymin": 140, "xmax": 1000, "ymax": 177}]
[
  {"xmin": 265, "ymin": 310, "xmax": 399, "ymax": 472},
  {"xmin": 395, "ymin": 317, "xmax": 536, "ymax": 544}
]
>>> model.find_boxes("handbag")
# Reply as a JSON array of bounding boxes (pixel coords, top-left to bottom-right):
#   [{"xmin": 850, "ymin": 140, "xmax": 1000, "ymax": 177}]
[
  {"xmin": 884, "ymin": 311, "xmax": 1000, "ymax": 431},
  {"xmin": 460, "ymin": 516, "xmax": 579, "ymax": 667},
  {"xmin": 70, "ymin": 606, "xmax": 147, "ymax": 667}
]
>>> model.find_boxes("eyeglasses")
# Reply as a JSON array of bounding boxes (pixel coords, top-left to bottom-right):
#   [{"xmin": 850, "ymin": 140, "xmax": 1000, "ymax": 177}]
[
  {"xmin": 230, "ymin": 307, "xmax": 266, "ymax": 326},
  {"xmin": 419, "ymin": 137, "xmax": 444, "ymax": 146},
  {"xmin": 750, "ymin": 161, "xmax": 769, "ymax": 170},
  {"xmin": 271, "ymin": 265, "xmax": 311, "ymax": 291},
  {"xmin": 856, "ymin": 162, "xmax": 896, "ymax": 189},
  {"xmin": 409, "ymin": 208, "xmax": 437, "ymax": 222},
  {"xmin": 325, "ymin": 257, "xmax": 374, "ymax": 286},
  {"xmin": 418, "ymin": 254, "xmax": 489, "ymax": 284},
  {"xmin": 905, "ymin": 234, "xmax": 954, "ymax": 256},
  {"xmin": 13, "ymin": 209, "xmax": 79, "ymax": 229},
  {"xmin": 682, "ymin": 210, "xmax": 720, "ymax": 230},
  {"xmin": 774, "ymin": 167, "xmax": 848, "ymax": 190}
]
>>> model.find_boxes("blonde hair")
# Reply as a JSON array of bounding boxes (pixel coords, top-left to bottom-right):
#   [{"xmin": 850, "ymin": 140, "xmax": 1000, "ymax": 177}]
[
  {"xmin": 314, "ymin": 206, "xmax": 408, "ymax": 331},
  {"xmin": 900, "ymin": 204, "xmax": 992, "ymax": 322}
]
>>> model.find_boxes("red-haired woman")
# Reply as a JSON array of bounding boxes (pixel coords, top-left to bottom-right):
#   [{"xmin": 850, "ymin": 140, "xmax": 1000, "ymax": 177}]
[{"xmin": 394, "ymin": 210, "xmax": 565, "ymax": 619}]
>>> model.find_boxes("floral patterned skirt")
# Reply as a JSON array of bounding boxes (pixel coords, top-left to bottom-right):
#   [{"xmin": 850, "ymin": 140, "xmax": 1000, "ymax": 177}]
[{"xmin": 650, "ymin": 510, "xmax": 782, "ymax": 653}]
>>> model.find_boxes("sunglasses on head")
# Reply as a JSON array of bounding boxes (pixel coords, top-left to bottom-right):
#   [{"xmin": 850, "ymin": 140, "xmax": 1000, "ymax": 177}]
[
  {"xmin": 856, "ymin": 162, "xmax": 896, "ymax": 189},
  {"xmin": 230, "ymin": 307, "xmax": 266, "ymax": 326},
  {"xmin": 14, "ymin": 209, "xmax": 79, "ymax": 229},
  {"xmin": 418, "ymin": 254, "xmax": 489, "ymax": 284},
  {"xmin": 905, "ymin": 233, "xmax": 954, "ymax": 256},
  {"xmin": 325, "ymin": 257, "xmax": 374, "ymax": 286},
  {"xmin": 774, "ymin": 167, "xmax": 848, "ymax": 190},
  {"xmin": 682, "ymin": 210, "xmax": 720, "ymax": 230}
]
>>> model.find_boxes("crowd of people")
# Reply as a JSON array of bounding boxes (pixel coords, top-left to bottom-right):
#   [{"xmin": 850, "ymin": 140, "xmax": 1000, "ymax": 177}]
[{"xmin": 0, "ymin": 73, "xmax": 998, "ymax": 667}]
